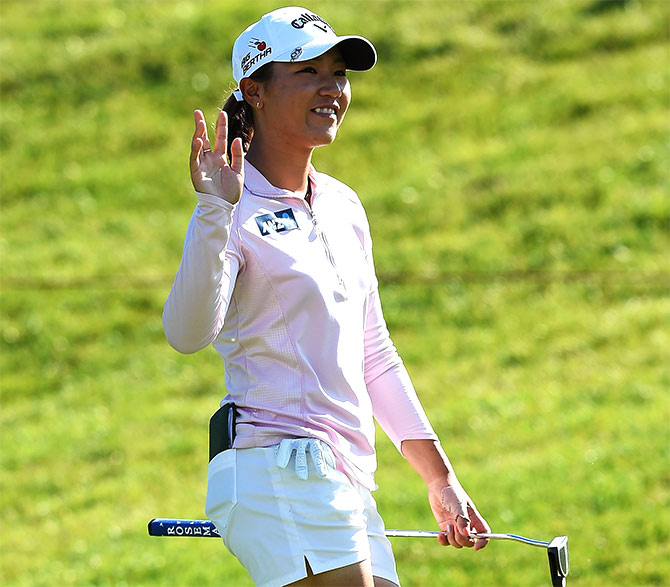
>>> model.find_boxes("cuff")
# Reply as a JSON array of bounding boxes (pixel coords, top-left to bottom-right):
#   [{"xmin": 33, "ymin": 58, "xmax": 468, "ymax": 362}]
[{"xmin": 195, "ymin": 190, "xmax": 236, "ymax": 212}]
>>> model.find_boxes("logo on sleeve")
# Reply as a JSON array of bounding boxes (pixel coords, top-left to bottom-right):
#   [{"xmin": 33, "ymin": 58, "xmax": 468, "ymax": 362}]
[{"xmin": 255, "ymin": 208, "xmax": 299, "ymax": 236}]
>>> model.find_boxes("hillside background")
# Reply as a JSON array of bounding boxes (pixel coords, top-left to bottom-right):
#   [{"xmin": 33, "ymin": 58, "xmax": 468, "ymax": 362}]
[{"xmin": 1, "ymin": 0, "xmax": 668, "ymax": 585}]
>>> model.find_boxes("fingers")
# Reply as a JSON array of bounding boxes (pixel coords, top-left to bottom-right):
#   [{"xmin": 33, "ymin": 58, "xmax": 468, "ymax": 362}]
[
  {"xmin": 469, "ymin": 506, "xmax": 491, "ymax": 551},
  {"xmin": 455, "ymin": 513, "xmax": 471, "ymax": 540},
  {"xmin": 193, "ymin": 109, "xmax": 210, "ymax": 151},
  {"xmin": 190, "ymin": 110, "xmax": 209, "ymax": 172},
  {"xmin": 190, "ymin": 136, "xmax": 203, "ymax": 172},
  {"xmin": 213, "ymin": 110, "xmax": 228, "ymax": 157},
  {"xmin": 435, "ymin": 484, "xmax": 490, "ymax": 550},
  {"xmin": 454, "ymin": 516, "xmax": 476, "ymax": 548},
  {"xmin": 193, "ymin": 109, "xmax": 243, "ymax": 168},
  {"xmin": 189, "ymin": 108, "xmax": 244, "ymax": 200},
  {"xmin": 471, "ymin": 533, "xmax": 490, "ymax": 551},
  {"xmin": 230, "ymin": 137, "xmax": 244, "ymax": 175},
  {"xmin": 439, "ymin": 523, "xmax": 475, "ymax": 549}
]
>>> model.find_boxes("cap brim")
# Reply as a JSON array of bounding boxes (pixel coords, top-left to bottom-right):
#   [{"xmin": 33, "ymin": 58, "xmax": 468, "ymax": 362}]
[
  {"xmin": 333, "ymin": 36, "xmax": 377, "ymax": 70},
  {"xmin": 274, "ymin": 35, "xmax": 377, "ymax": 71}
]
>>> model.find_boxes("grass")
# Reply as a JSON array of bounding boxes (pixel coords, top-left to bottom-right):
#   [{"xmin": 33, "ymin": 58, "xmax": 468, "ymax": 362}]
[{"xmin": 1, "ymin": 0, "xmax": 669, "ymax": 585}]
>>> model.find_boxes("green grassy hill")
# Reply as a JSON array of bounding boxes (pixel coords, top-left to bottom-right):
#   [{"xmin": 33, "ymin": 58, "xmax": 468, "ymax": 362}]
[{"xmin": 1, "ymin": 1, "xmax": 668, "ymax": 585}]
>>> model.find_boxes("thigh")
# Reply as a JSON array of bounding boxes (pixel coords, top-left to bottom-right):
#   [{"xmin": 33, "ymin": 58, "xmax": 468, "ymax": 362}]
[
  {"xmin": 285, "ymin": 559, "xmax": 400, "ymax": 587},
  {"xmin": 287, "ymin": 559, "xmax": 375, "ymax": 587}
]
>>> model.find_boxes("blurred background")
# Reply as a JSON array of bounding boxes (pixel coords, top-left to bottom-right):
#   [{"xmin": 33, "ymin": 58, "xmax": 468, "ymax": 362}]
[{"xmin": 1, "ymin": 0, "xmax": 668, "ymax": 585}]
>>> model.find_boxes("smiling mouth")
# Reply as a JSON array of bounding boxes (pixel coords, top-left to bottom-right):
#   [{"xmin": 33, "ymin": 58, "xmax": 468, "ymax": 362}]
[{"xmin": 312, "ymin": 107, "xmax": 337, "ymax": 117}]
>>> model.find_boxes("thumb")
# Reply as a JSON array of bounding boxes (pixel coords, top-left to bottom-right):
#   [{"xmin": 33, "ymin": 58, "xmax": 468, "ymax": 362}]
[
  {"xmin": 441, "ymin": 486, "xmax": 471, "ymax": 535},
  {"xmin": 455, "ymin": 510, "xmax": 471, "ymax": 537}
]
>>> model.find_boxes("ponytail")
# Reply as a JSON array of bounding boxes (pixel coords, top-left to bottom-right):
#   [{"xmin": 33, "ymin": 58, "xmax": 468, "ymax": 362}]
[
  {"xmin": 223, "ymin": 62, "xmax": 274, "ymax": 153},
  {"xmin": 222, "ymin": 94, "xmax": 254, "ymax": 153}
]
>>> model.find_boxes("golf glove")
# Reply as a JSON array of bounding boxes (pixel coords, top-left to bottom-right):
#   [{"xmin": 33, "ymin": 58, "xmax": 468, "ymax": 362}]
[{"xmin": 274, "ymin": 438, "xmax": 336, "ymax": 480}]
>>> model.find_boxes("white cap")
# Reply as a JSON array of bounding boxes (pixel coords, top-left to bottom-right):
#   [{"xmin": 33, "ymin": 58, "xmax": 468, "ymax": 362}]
[{"xmin": 232, "ymin": 6, "xmax": 377, "ymax": 88}]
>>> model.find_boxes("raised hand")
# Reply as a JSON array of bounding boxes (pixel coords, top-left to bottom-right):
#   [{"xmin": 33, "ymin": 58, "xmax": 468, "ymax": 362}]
[{"xmin": 190, "ymin": 109, "xmax": 244, "ymax": 204}]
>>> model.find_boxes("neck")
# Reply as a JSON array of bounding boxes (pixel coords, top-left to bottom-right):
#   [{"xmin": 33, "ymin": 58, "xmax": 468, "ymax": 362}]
[{"xmin": 246, "ymin": 136, "xmax": 313, "ymax": 193}]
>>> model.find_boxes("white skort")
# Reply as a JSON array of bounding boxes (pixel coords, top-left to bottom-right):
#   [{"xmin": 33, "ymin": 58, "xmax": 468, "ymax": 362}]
[{"xmin": 205, "ymin": 439, "xmax": 399, "ymax": 587}]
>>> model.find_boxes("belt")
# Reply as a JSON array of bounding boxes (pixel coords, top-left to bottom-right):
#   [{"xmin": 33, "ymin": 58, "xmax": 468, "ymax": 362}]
[{"xmin": 208, "ymin": 403, "xmax": 238, "ymax": 462}]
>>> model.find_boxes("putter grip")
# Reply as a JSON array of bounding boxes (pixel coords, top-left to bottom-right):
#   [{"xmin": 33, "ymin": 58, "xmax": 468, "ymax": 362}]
[{"xmin": 148, "ymin": 518, "xmax": 220, "ymax": 537}]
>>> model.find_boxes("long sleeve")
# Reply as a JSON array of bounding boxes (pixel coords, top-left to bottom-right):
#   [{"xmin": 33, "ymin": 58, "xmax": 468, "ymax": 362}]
[
  {"xmin": 163, "ymin": 192, "xmax": 242, "ymax": 354},
  {"xmin": 358, "ymin": 206, "xmax": 437, "ymax": 452},
  {"xmin": 364, "ymin": 281, "xmax": 438, "ymax": 452}
]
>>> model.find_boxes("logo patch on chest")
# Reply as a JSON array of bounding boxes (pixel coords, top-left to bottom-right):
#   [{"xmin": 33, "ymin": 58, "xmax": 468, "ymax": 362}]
[{"xmin": 255, "ymin": 208, "xmax": 299, "ymax": 236}]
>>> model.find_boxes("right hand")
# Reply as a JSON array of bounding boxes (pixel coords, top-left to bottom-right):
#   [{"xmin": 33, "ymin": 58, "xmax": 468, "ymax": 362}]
[{"xmin": 190, "ymin": 109, "xmax": 244, "ymax": 204}]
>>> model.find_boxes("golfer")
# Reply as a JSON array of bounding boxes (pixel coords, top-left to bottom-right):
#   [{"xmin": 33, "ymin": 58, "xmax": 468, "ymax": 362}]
[{"xmin": 164, "ymin": 6, "xmax": 490, "ymax": 586}]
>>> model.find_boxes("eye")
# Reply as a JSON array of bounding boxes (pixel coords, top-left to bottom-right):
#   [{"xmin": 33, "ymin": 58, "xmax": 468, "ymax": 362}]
[
  {"xmin": 334, "ymin": 69, "xmax": 347, "ymax": 77},
  {"xmin": 298, "ymin": 66, "xmax": 317, "ymax": 74}
]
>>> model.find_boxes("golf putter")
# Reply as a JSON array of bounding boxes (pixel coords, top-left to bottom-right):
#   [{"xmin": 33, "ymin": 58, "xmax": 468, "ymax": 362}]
[{"xmin": 149, "ymin": 520, "xmax": 569, "ymax": 586}]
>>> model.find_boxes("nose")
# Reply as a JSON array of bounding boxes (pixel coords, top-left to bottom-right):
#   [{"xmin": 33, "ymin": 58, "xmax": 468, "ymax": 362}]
[{"xmin": 319, "ymin": 74, "xmax": 345, "ymax": 97}]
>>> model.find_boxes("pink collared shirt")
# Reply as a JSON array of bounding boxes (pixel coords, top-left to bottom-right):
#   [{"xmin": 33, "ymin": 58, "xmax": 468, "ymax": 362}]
[{"xmin": 163, "ymin": 162, "xmax": 436, "ymax": 489}]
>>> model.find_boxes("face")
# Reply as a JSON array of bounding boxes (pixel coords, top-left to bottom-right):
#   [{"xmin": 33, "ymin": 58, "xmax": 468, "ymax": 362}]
[{"xmin": 251, "ymin": 48, "xmax": 351, "ymax": 151}]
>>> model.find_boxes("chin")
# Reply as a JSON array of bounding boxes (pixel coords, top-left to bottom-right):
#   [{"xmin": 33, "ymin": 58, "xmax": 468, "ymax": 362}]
[{"xmin": 311, "ymin": 130, "xmax": 339, "ymax": 148}]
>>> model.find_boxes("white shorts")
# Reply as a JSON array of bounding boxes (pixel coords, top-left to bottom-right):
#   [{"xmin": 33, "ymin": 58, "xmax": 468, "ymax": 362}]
[{"xmin": 205, "ymin": 440, "xmax": 399, "ymax": 587}]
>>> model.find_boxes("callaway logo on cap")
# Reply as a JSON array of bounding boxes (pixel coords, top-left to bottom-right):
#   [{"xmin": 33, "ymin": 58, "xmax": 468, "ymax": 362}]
[{"xmin": 232, "ymin": 6, "xmax": 377, "ymax": 86}]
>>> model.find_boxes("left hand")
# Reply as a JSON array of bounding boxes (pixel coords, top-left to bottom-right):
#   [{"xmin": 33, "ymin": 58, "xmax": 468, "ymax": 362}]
[
  {"xmin": 190, "ymin": 109, "xmax": 244, "ymax": 203},
  {"xmin": 428, "ymin": 482, "xmax": 491, "ymax": 551}
]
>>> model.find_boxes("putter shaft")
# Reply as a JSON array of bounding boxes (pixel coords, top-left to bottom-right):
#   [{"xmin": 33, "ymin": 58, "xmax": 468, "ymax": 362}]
[
  {"xmin": 385, "ymin": 529, "xmax": 549, "ymax": 548},
  {"xmin": 471, "ymin": 532, "xmax": 549, "ymax": 548},
  {"xmin": 385, "ymin": 529, "xmax": 442, "ymax": 538}
]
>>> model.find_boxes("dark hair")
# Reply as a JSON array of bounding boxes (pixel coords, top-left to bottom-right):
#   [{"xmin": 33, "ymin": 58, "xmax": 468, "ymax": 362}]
[{"xmin": 223, "ymin": 63, "xmax": 274, "ymax": 153}]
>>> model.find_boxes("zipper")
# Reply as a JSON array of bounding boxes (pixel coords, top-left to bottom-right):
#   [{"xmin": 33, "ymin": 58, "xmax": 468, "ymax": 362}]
[{"xmin": 304, "ymin": 200, "xmax": 346, "ymax": 292}]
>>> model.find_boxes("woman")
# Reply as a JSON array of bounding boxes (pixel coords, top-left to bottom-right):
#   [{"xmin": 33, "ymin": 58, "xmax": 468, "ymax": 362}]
[{"xmin": 164, "ymin": 6, "xmax": 490, "ymax": 586}]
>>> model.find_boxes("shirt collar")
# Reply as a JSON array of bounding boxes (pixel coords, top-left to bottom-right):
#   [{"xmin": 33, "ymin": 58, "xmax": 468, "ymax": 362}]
[{"xmin": 244, "ymin": 160, "xmax": 318, "ymax": 201}]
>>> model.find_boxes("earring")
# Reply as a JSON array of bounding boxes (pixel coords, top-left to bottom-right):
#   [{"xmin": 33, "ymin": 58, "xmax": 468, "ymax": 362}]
[{"xmin": 256, "ymin": 102, "xmax": 261, "ymax": 108}]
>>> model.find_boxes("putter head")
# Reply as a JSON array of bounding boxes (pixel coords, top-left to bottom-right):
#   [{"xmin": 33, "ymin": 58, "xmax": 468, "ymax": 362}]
[{"xmin": 547, "ymin": 536, "xmax": 569, "ymax": 587}]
